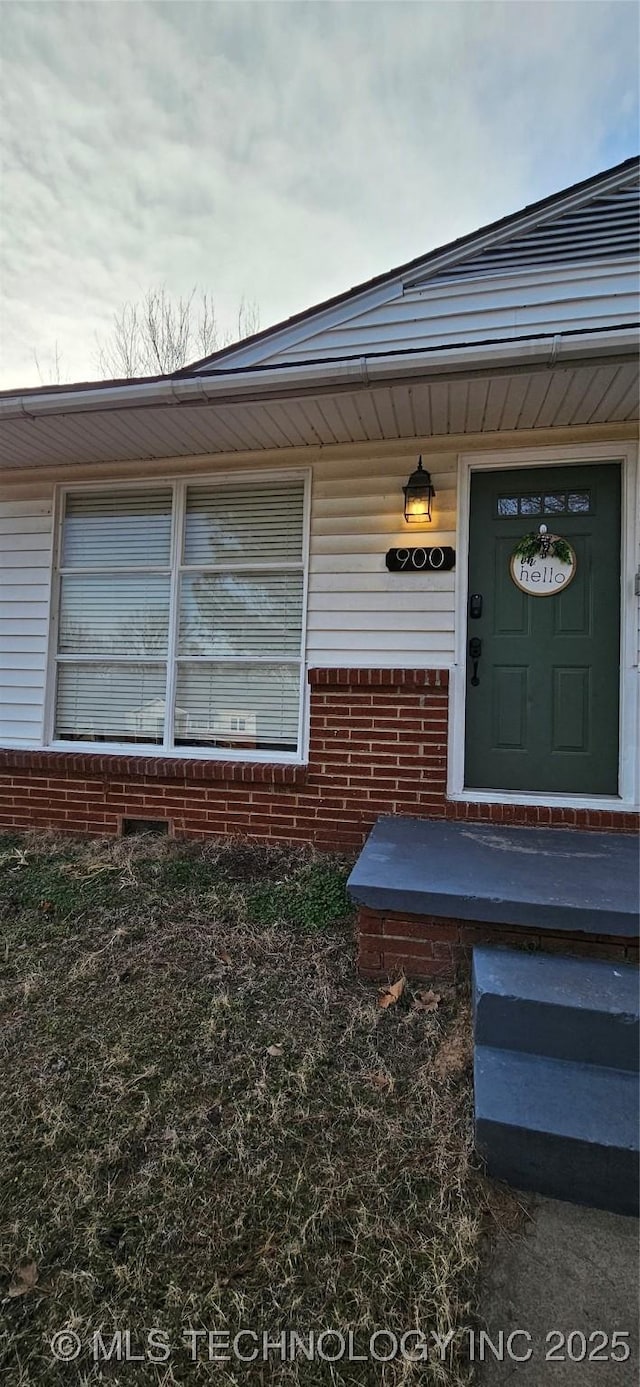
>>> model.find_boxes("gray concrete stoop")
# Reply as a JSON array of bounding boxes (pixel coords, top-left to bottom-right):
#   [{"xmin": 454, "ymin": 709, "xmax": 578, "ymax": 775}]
[{"xmin": 473, "ymin": 947, "xmax": 639, "ymax": 1216}]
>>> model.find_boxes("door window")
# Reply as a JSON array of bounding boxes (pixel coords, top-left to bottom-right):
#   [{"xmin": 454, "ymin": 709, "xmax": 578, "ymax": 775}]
[{"xmin": 496, "ymin": 490, "xmax": 591, "ymax": 518}]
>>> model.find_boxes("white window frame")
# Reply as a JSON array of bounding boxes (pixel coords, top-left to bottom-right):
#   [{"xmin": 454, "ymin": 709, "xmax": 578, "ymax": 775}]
[
  {"xmin": 448, "ymin": 441, "xmax": 639, "ymax": 812},
  {"xmin": 45, "ymin": 468, "xmax": 311, "ymax": 763}
]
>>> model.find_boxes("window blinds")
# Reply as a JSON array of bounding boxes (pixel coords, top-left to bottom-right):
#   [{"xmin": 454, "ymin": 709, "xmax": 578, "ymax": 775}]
[
  {"xmin": 59, "ymin": 574, "xmax": 170, "ymax": 655},
  {"xmin": 184, "ymin": 481, "xmax": 305, "ymax": 564},
  {"xmin": 53, "ymin": 480, "xmax": 305, "ymax": 754},
  {"xmin": 56, "ymin": 664, "xmax": 167, "ymax": 744},
  {"xmin": 62, "ymin": 489, "xmax": 173, "ymax": 567},
  {"xmin": 175, "ymin": 663, "xmax": 300, "ymax": 750},
  {"xmin": 178, "ymin": 573, "xmax": 303, "ymax": 657}
]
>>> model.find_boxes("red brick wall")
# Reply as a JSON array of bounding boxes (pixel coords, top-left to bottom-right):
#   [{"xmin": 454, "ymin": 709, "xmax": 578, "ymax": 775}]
[
  {"xmin": 0, "ymin": 668, "xmax": 637, "ymax": 846},
  {"xmin": 357, "ymin": 907, "xmax": 639, "ymax": 982},
  {"xmin": 0, "ymin": 670, "xmax": 448, "ymax": 848}
]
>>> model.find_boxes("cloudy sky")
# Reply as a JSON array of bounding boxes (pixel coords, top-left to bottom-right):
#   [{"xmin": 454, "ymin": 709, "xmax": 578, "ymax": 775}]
[{"xmin": 1, "ymin": 0, "xmax": 637, "ymax": 389}]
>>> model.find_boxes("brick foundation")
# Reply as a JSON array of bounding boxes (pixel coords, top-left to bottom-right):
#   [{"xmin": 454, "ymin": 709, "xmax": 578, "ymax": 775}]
[
  {"xmin": 0, "ymin": 668, "xmax": 638, "ymax": 845},
  {"xmin": 357, "ymin": 907, "xmax": 640, "ymax": 981}
]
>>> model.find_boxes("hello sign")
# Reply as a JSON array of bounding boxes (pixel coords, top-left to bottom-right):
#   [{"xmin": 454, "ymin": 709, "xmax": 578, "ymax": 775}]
[{"xmin": 510, "ymin": 528, "xmax": 577, "ymax": 597}]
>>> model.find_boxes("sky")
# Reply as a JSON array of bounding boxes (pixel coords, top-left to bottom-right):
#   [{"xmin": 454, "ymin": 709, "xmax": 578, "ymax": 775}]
[{"xmin": 1, "ymin": 0, "xmax": 638, "ymax": 390}]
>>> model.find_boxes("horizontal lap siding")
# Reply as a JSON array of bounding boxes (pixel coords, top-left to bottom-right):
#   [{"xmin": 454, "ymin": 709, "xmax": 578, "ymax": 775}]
[
  {"xmin": 307, "ymin": 451, "xmax": 456, "ymax": 668},
  {"xmin": 2, "ymin": 442, "xmax": 635, "ymax": 748},
  {"xmin": 265, "ymin": 260, "xmax": 639, "ymax": 363},
  {"xmin": 0, "ymin": 495, "xmax": 53, "ymax": 746},
  {"xmin": 0, "ymin": 458, "xmax": 458, "ymax": 751}
]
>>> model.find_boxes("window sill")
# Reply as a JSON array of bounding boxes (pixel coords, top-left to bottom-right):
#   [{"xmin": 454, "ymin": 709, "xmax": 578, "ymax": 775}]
[
  {"xmin": 0, "ymin": 747, "xmax": 308, "ymax": 786},
  {"xmin": 449, "ymin": 788, "xmax": 635, "ymax": 813}
]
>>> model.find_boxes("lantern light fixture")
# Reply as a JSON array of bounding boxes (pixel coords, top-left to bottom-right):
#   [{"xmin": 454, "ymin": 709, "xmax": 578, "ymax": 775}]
[{"xmin": 403, "ymin": 456, "xmax": 436, "ymax": 524}]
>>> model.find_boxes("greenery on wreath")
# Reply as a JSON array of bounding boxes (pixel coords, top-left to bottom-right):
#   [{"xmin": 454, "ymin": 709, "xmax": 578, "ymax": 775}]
[{"xmin": 512, "ymin": 532, "xmax": 573, "ymax": 565}]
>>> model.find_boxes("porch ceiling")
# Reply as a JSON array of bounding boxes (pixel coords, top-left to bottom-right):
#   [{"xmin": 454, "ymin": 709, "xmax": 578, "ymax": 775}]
[{"xmin": 0, "ymin": 358, "xmax": 637, "ymax": 471}]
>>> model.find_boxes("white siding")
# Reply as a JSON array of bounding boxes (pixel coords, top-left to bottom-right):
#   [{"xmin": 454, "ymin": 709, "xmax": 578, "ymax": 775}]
[
  {"xmin": 0, "ymin": 457, "xmax": 458, "ymax": 749},
  {"xmin": 0, "ymin": 494, "xmax": 54, "ymax": 745},
  {"xmin": 253, "ymin": 259, "xmax": 639, "ymax": 365},
  {"xmin": 307, "ymin": 451, "xmax": 456, "ymax": 667},
  {"xmin": 2, "ymin": 438, "xmax": 637, "ymax": 750}
]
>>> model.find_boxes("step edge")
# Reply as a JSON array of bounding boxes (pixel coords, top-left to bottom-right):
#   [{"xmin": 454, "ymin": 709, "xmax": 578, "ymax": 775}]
[
  {"xmin": 475, "ymin": 990, "xmax": 639, "ymax": 1024},
  {"xmin": 474, "ymin": 1046, "xmax": 640, "ymax": 1148}
]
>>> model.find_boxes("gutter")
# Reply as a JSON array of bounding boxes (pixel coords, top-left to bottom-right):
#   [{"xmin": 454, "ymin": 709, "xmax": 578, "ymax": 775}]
[{"xmin": 0, "ymin": 327, "xmax": 637, "ymax": 421}]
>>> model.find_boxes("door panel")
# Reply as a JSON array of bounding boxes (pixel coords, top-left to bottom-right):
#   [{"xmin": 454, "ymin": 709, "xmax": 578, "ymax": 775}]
[
  {"xmin": 464, "ymin": 463, "xmax": 621, "ymax": 795},
  {"xmin": 551, "ymin": 668, "xmax": 590, "ymax": 751},
  {"xmin": 493, "ymin": 668, "xmax": 528, "ymax": 749},
  {"xmin": 494, "ymin": 539, "xmax": 531, "ymax": 634},
  {"xmin": 552, "ymin": 539, "xmax": 591, "ymax": 635}
]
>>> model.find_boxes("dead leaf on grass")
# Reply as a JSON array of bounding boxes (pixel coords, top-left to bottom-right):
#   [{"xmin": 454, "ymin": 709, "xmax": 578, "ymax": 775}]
[
  {"xmin": 412, "ymin": 989, "xmax": 441, "ymax": 1013},
  {"xmin": 378, "ymin": 977, "xmax": 405, "ymax": 1009},
  {"xmin": 8, "ymin": 1259, "xmax": 39, "ymax": 1297},
  {"xmin": 266, "ymin": 1044, "xmax": 284, "ymax": 1057},
  {"xmin": 216, "ymin": 950, "xmax": 232, "ymax": 966}
]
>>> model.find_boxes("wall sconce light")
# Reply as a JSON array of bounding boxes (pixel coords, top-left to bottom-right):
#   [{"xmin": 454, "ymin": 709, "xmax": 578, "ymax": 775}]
[{"xmin": 403, "ymin": 456, "xmax": 436, "ymax": 524}]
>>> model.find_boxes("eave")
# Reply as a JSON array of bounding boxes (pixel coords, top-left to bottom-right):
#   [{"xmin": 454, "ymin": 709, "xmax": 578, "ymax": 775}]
[{"xmin": 0, "ymin": 328, "xmax": 637, "ymax": 475}]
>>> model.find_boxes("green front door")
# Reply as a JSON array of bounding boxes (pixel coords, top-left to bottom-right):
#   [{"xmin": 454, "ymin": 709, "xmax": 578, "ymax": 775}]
[{"xmin": 465, "ymin": 463, "xmax": 621, "ymax": 795}]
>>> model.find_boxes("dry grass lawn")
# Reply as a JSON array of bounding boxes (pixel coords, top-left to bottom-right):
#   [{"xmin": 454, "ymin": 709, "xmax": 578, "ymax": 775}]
[{"xmin": 0, "ymin": 831, "xmax": 514, "ymax": 1385}]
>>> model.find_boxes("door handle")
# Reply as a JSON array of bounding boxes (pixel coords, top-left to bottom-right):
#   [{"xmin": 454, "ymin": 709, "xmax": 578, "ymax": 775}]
[{"xmin": 468, "ymin": 637, "xmax": 482, "ymax": 687}]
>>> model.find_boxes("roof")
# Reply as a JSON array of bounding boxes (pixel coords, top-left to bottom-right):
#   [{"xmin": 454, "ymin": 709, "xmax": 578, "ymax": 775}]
[
  {"xmin": 1, "ymin": 153, "xmax": 637, "ymax": 402},
  {"xmin": 180, "ymin": 153, "xmax": 640, "ymax": 376}
]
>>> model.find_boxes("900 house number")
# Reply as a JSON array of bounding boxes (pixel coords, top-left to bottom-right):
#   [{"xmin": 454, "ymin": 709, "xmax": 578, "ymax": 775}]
[{"xmin": 385, "ymin": 546, "xmax": 456, "ymax": 573}]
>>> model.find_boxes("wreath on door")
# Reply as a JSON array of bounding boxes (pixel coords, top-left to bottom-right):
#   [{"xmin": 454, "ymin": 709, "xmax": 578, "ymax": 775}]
[{"xmin": 512, "ymin": 530, "xmax": 573, "ymax": 566}]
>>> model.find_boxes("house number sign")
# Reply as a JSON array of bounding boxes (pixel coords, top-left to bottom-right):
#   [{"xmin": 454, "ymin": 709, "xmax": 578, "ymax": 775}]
[
  {"xmin": 510, "ymin": 525, "xmax": 577, "ymax": 597},
  {"xmin": 385, "ymin": 545, "xmax": 455, "ymax": 573}
]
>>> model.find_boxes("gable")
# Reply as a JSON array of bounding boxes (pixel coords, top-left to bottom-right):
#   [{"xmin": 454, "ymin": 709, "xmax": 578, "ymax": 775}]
[
  {"xmin": 193, "ymin": 160, "xmax": 639, "ymax": 374},
  {"xmin": 407, "ymin": 179, "xmax": 639, "ymax": 285}
]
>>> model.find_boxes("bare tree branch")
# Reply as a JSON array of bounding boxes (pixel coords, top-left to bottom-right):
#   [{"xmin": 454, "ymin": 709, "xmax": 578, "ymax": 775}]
[
  {"xmin": 94, "ymin": 288, "xmax": 260, "ymax": 378},
  {"xmin": 33, "ymin": 342, "xmax": 65, "ymax": 385}
]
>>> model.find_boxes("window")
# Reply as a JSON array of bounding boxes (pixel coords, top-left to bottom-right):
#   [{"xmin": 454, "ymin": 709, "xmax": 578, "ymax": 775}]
[
  {"xmin": 497, "ymin": 489, "xmax": 590, "ymax": 518},
  {"xmin": 51, "ymin": 477, "xmax": 308, "ymax": 758}
]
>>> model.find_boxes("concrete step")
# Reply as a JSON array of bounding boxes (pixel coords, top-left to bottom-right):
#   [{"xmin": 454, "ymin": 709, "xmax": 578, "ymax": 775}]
[
  {"xmin": 473, "ymin": 946, "xmax": 639, "ymax": 1071},
  {"xmin": 348, "ymin": 817, "xmax": 639, "ymax": 936},
  {"xmin": 475, "ymin": 1044, "xmax": 640, "ymax": 1216}
]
